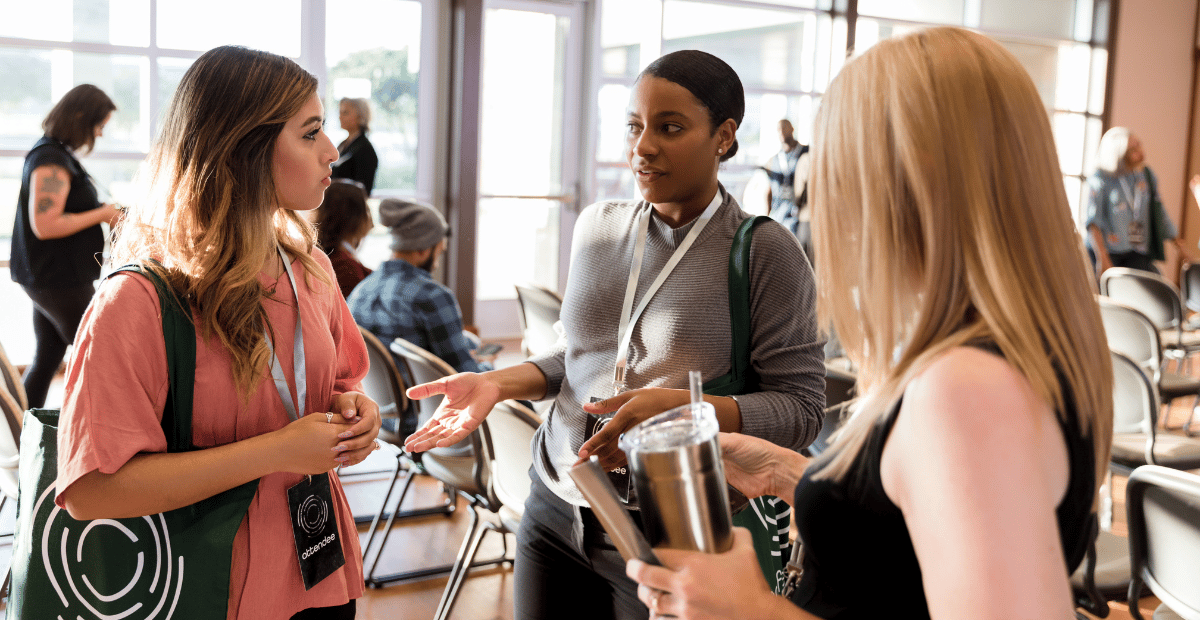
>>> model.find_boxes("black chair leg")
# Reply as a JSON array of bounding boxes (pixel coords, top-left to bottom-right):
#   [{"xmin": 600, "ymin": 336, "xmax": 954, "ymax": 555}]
[
  {"xmin": 365, "ymin": 499, "xmax": 509, "ymax": 588},
  {"xmin": 435, "ymin": 520, "xmax": 497, "ymax": 620},
  {"xmin": 365, "ymin": 472, "xmax": 423, "ymax": 579}
]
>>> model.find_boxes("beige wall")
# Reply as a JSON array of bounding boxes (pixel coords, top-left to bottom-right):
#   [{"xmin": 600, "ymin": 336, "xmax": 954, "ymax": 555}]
[{"xmin": 1107, "ymin": 0, "xmax": 1199, "ymax": 279}]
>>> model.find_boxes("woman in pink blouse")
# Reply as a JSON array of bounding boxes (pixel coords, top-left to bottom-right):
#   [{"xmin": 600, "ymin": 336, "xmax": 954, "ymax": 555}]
[{"xmin": 54, "ymin": 46, "xmax": 382, "ymax": 620}]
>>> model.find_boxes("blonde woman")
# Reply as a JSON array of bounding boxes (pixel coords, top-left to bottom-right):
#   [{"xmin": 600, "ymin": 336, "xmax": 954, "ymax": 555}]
[
  {"xmin": 55, "ymin": 46, "xmax": 381, "ymax": 619},
  {"xmin": 627, "ymin": 27, "xmax": 1112, "ymax": 620},
  {"xmin": 1085, "ymin": 127, "xmax": 1191, "ymax": 275}
]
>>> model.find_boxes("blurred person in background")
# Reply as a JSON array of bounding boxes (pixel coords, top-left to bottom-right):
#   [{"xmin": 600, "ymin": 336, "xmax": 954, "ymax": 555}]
[
  {"xmin": 10, "ymin": 83, "xmax": 122, "ymax": 408},
  {"xmin": 331, "ymin": 97, "xmax": 379, "ymax": 195},
  {"xmin": 762, "ymin": 119, "xmax": 810, "ymax": 249},
  {"xmin": 348, "ymin": 199, "xmax": 492, "ymax": 374},
  {"xmin": 314, "ymin": 179, "xmax": 373, "ymax": 298},
  {"xmin": 1086, "ymin": 126, "xmax": 1192, "ymax": 276}
]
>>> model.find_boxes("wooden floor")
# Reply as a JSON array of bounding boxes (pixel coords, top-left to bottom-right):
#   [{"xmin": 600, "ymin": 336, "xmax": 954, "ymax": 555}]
[{"xmin": 5, "ymin": 347, "xmax": 1192, "ymax": 620}]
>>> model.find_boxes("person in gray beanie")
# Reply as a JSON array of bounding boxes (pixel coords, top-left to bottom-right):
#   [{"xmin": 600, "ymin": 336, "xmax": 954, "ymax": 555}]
[{"xmin": 347, "ymin": 198, "xmax": 492, "ymax": 376}]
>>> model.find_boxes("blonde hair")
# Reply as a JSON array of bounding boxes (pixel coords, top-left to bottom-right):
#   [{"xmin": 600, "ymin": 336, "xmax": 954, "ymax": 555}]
[
  {"xmin": 1095, "ymin": 126, "xmax": 1133, "ymax": 176},
  {"xmin": 112, "ymin": 46, "xmax": 328, "ymax": 397},
  {"xmin": 810, "ymin": 27, "xmax": 1112, "ymax": 496},
  {"xmin": 340, "ymin": 97, "xmax": 371, "ymax": 133}
]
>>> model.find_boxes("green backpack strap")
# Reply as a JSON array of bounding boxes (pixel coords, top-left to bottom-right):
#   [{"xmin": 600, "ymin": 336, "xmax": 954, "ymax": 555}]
[
  {"xmin": 702, "ymin": 215, "xmax": 771, "ymax": 396},
  {"xmin": 106, "ymin": 262, "xmax": 196, "ymax": 453},
  {"xmin": 698, "ymin": 216, "xmax": 790, "ymax": 593}
]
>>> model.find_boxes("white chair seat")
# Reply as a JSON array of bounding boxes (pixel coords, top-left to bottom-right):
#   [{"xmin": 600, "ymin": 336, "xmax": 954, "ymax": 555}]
[
  {"xmin": 1069, "ymin": 529, "xmax": 1130, "ymax": 598},
  {"xmin": 1112, "ymin": 434, "xmax": 1200, "ymax": 469},
  {"xmin": 1152, "ymin": 604, "xmax": 1185, "ymax": 620},
  {"xmin": 1159, "ymin": 371, "xmax": 1200, "ymax": 398}
]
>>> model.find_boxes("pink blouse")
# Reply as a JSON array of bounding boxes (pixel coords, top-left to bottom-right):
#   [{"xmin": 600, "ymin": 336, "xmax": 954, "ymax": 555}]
[{"xmin": 56, "ymin": 248, "xmax": 369, "ymax": 618}]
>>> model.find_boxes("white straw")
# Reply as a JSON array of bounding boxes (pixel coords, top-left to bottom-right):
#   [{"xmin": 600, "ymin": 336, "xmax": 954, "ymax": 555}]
[{"xmin": 689, "ymin": 370, "xmax": 703, "ymax": 414}]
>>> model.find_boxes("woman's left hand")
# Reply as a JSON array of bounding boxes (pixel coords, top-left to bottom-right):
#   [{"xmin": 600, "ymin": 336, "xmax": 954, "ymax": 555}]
[
  {"xmin": 578, "ymin": 387, "xmax": 689, "ymax": 469},
  {"xmin": 326, "ymin": 391, "xmax": 382, "ymax": 467},
  {"xmin": 626, "ymin": 528, "xmax": 784, "ymax": 620}
]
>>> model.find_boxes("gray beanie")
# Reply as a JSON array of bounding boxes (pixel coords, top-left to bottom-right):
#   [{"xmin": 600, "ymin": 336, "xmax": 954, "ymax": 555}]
[{"xmin": 378, "ymin": 198, "xmax": 449, "ymax": 252}]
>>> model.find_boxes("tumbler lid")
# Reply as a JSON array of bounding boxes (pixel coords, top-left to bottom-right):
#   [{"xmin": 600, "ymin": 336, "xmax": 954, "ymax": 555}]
[{"xmin": 618, "ymin": 401, "xmax": 719, "ymax": 455}]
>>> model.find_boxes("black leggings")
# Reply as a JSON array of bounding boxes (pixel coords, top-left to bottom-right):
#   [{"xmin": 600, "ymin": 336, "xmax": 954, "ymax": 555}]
[
  {"xmin": 22, "ymin": 285, "xmax": 94, "ymax": 408},
  {"xmin": 289, "ymin": 600, "xmax": 355, "ymax": 620}
]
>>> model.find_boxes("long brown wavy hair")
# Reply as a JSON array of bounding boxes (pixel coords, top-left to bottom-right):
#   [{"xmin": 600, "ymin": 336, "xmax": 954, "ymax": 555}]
[{"xmin": 112, "ymin": 46, "xmax": 329, "ymax": 397}]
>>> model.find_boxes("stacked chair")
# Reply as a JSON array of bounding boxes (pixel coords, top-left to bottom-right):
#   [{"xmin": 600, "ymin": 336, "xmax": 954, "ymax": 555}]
[
  {"xmin": 0, "ymin": 382, "xmax": 22, "ymax": 598},
  {"xmin": 1101, "ymin": 268, "xmax": 1200, "ymax": 380},
  {"xmin": 804, "ymin": 362, "xmax": 856, "ymax": 458},
  {"xmin": 1125, "ymin": 465, "xmax": 1200, "ymax": 620},
  {"xmin": 513, "ymin": 282, "xmax": 563, "ymax": 358},
  {"xmin": 353, "ymin": 327, "xmax": 455, "ymax": 531},
  {"xmin": 1098, "ymin": 297, "xmax": 1200, "ymax": 434},
  {"xmin": 373, "ymin": 338, "xmax": 519, "ymax": 620}
]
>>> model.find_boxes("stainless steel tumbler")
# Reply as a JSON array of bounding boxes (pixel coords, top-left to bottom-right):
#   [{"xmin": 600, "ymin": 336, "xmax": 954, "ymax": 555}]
[{"xmin": 619, "ymin": 402, "xmax": 733, "ymax": 553}]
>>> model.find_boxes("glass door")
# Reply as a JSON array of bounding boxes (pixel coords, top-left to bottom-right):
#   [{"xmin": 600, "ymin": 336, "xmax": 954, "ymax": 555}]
[{"xmin": 474, "ymin": 0, "xmax": 584, "ymax": 339}]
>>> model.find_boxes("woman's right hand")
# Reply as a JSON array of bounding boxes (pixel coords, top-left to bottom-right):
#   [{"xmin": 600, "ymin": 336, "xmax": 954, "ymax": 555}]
[
  {"xmin": 404, "ymin": 372, "xmax": 501, "ymax": 453},
  {"xmin": 272, "ymin": 412, "xmax": 358, "ymax": 475},
  {"xmin": 719, "ymin": 432, "xmax": 807, "ymax": 502}
]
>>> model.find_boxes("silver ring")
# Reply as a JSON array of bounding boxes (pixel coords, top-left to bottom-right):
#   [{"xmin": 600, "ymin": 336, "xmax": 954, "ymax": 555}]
[{"xmin": 326, "ymin": 413, "xmax": 334, "ymax": 423}]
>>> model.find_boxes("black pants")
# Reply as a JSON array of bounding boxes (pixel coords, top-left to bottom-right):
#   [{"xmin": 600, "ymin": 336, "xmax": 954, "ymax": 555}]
[
  {"xmin": 21, "ymin": 284, "xmax": 94, "ymax": 408},
  {"xmin": 515, "ymin": 471, "xmax": 648, "ymax": 620},
  {"xmin": 289, "ymin": 600, "xmax": 355, "ymax": 620}
]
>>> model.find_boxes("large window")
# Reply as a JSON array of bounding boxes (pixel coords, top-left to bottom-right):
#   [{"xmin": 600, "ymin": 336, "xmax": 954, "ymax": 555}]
[
  {"xmin": 595, "ymin": 0, "xmax": 1110, "ymax": 223},
  {"xmin": 0, "ymin": 0, "xmax": 440, "ymax": 362},
  {"xmin": 597, "ymin": 0, "xmax": 845, "ymax": 208},
  {"xmin": 853, "ymin": 0, "xmax": 1107, "ymax": 220}
]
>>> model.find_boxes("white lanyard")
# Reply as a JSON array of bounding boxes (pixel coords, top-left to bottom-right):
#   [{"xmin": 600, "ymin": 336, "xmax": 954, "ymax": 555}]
[
  {"xmin": 265, "ymin": 246, "xmax": 307, "ymax": 422},
  {"xmin": 611, "ymin": 190, "xmax": 724, "ymax": 395},
  {"xmin": 1118, "ymin": 172, "xmax": 1144, "ymax": 217}
]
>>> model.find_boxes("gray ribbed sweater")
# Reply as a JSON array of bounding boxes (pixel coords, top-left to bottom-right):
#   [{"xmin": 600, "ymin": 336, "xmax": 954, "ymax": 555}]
[{"xmin": 528, "ymin": 188, "xmax": 826, "ymax": 506}]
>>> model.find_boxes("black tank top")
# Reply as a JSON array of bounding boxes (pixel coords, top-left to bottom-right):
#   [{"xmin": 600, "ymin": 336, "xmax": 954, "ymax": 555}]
[{"xmin": 790, "ymin": 361, "xmax": 1095, "ymax": 619}]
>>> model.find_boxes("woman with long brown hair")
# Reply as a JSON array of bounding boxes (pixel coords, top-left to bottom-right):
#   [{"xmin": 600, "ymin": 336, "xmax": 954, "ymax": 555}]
[
  {"xmin": 54, "ymin": 46, "xmax": 381, "ymax": 619},
  {"xmin": 627, "ymin": 27, "xmax": 1112, "ymax": 619}
]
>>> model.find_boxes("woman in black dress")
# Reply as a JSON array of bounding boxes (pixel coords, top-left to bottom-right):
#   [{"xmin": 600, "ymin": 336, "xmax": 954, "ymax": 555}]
[{"xmin": 331, "ymin": 97, "xmax": 378, "ymax": 195}]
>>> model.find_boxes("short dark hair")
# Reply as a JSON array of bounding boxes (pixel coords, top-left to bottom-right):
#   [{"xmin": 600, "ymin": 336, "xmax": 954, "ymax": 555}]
[
  {"xmin": 639, "ymin": 50, "xmax": 745, "ymax": 162},
  {"xmin": 42, "ymin": 84, "xmax": 117, "ymax": 154},
  {"xmin": 315, "ymin": 180, "xmax": 373, "ymax": 254}
]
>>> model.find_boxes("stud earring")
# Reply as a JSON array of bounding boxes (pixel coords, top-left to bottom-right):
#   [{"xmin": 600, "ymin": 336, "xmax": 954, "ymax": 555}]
[{"xmin": 717, "ymin": 148, "xmax": 723, "ymax": 154}]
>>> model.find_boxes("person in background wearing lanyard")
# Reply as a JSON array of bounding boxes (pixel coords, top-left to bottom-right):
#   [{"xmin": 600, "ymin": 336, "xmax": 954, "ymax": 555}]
[
  {"xmin": 1085, "ymin": 126, "xmax": 1193, "ymax": 276},
  {"xmin": 403, "ymin": 50, "xmax": 825, "ymax": 620},
  {"xmin": 54, "ymin": 47, "xmax": 382, "ymax": 620},
  {"xmin": 626, "ymin": 27, "xmax": 1111, "ymax": 620},
  {"xmin": 10, "ymin": 84, "xmax": 123, "ymax": 409}
]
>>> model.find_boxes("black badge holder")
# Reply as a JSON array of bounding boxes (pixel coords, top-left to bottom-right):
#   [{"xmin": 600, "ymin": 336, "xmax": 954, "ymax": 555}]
[
  {"xmin": 585, "ymin": 396, "xmax": 631, "ymax": 501},
  {"xmin": 287, "ymin": 473, "xmax": 346, "ymax": 589},
  {"xmin": 569, "ymin": 456, "xmax": 660, "ymax": 566}
]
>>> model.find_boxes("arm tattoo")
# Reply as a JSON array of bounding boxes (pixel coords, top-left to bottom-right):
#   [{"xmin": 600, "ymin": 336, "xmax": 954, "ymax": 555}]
[
  {"xmin": 36, "ymin": 197, "xmax": 55, "ymax": 214},
  {"xmin": 37, "ymin": 170, "xmax": 67, "ymax": 196}
]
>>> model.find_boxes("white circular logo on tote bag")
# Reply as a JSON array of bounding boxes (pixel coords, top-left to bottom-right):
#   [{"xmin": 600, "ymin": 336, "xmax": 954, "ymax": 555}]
[{"xmin": 32, "ymin": 484, "xmax": 187, "ymax": 620}]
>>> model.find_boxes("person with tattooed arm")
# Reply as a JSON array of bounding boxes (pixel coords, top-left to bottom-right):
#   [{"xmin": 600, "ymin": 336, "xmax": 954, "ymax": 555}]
[{"xmin": 10, "ymin": 84, "xmax": 122, "ymax": 408}]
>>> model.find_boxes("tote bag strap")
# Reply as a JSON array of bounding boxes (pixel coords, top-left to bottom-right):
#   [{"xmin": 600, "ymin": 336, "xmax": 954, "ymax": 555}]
[
  {"xmin": 702, "ymin": 215, "xmax": 771, "ymax": 396},
  {"xmin": 106, "ymin": 262, "xmax": 197, "ymax": 453}
]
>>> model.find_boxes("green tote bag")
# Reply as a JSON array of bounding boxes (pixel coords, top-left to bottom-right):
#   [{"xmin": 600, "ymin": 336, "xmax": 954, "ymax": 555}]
[
  {"xmin": 702, "ymin": 215, "xmax": 793, "ymax": 595},
  {"xmin": 7, "ymin": 265, "xmax": 260, "ymax": 620}
]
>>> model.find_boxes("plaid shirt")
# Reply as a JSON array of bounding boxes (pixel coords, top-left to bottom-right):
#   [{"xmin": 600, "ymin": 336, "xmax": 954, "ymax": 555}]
[{"xmin": 347, "ymin": 259, "xmax": 487, "ymax": 374}]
